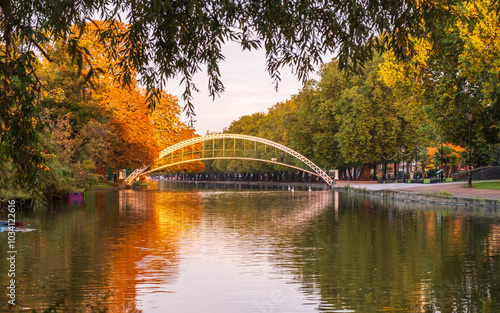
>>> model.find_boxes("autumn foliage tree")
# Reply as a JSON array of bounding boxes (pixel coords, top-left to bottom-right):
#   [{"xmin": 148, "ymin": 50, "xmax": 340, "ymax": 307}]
[
  {"xmin": 427, "ymin": 143, "xmax": 466, "ymax": 178},
  {"xmin": 379, "ymin": 0, "xmax": 500, "ymax": 161},
  {"xmin": 23, "ymin": 20, "xmax": 201, "ymax": 193},
  {"xmin": 73, "ymin": 21, "xmax": 200, "ymax": 174},
  {"xmin": 150, "ymin": 92, "xmax": 204, "ymax": 174},
  {"xmin": 104, "ymin": 86, "xmax": 161, "ymax": 170}
]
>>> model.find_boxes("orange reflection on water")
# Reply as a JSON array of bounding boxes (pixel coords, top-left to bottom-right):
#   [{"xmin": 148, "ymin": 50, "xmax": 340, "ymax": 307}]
[
  {"xmin": 425, "ymin": 211, "xmax": 436, "ymax": 244},
  {"xmin": 101, "ymin": 190, "xmax": 202, "ymax": 312},
  {"xmin": 486, "ymin": 224, "xmax": 500, "ymax": 257}
]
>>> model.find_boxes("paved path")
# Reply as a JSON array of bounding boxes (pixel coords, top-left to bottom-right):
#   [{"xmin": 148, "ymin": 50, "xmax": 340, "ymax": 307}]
[{"xmin": 334, "ymin": 180, "xmax": 500, "ymax": 200}]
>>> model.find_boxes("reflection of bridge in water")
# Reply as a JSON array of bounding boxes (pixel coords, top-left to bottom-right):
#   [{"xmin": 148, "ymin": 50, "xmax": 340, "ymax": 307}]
[{"xmin": 125, "ymin": 134, "xmax": 334, "ymax": 186}]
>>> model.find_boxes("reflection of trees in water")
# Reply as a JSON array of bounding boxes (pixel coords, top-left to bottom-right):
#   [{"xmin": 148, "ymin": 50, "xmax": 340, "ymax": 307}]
[
  {"xmin": 0, "ymin": 190, "xmax": 202, "ymax": 312},
  {"xmin": 283, "ymin": 194, "xmax": 500, "ymax": 312},
  {"xmin": 273, "ymin": 192, "xmax": 334, "ymax": 229},
  {"xmin": 487, "ymin": 224, "xmax": 500, "ymax": 257},
  {"xmin": 95, "ymin": 191, "xmax": 500, "ymax": 312},
  {"xmin": 102, "ymin": 190, "xmax": 202, "ymax": 312},
  {"xmin": 200, "ymin": 190, "xmax": 500, "ymax": 312},
  {"xmin": 8, "ymin": 189, "xmax": 500, "ymax": 312},
  {"xmin": 199, "ymin": 190, "xmax": 334, "ymax": 231}
]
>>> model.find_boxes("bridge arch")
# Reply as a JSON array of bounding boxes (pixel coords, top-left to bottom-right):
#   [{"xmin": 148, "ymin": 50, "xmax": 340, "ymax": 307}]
[{"xmin": 124, "ymin": 134, "xmax": 334, "ymax": 186}]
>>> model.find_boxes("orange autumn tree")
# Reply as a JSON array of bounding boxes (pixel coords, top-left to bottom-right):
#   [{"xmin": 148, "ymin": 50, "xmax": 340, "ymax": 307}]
[
  {"xmin": 104, "ymin": 86, "xmax": 161, "ymax": 170},
  {"xmin": 150, "ymin": 93, "xmax": 204, "ymax": 174},
  {"xmin": 34, "ymin": 19, "xmax": 202, "ymax": 188},
  {"xmin": 64, "ymin": 20, "xmax": 161, "ymax": 173},
  {"xmin": 427, "ymin": 143, "xmax": 466, "ymax": 178},
  {"xmin": 76, "ymin": 21, "xmax": 200, "ymax": 175}
]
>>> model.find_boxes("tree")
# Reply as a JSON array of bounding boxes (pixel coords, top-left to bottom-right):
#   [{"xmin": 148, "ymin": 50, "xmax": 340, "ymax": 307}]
[
  {"xmin": 427, "ymin": 143, "xmax": 466, "ymax": 178},
  {"xmin": 150, "ymin": 92, "xmax": 183, "ymax": 147},
  {"xmin": 0, "ymin": 0, "xmax": 486, "ymax": 199},
  {"xmin": 38, "ymin": 21, "xmax": 202, "ymax": 181},
  {"xmin": 217, "ymin": 55, "xmax": 420, "ymax": 181},
  {"xmin": 278, "ymin": 81, "xmax": 338, "ymax": 171},
  {"xmin": 379, "ymin": 0, "xmax": 500, "ymax": 160},
  {"xmin": 103, "ymin": 86, "xmax": 160, "ymax": 169},
  {"xmin": 321, "ymin": 56, "xmax": 416, "ymax": 180}
]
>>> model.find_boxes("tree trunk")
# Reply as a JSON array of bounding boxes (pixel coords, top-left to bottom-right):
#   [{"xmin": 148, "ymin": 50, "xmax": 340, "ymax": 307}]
[
  {"xmin": 340, "ymin": 167, "xmax": 347, "ymax": 180},
  {"xmin": 420, "ymin": 161, "xmax": 427, "ymax": 179},
  {"xmin": 358, "ymin": 163, "xmax": 372, "ymax": 181},
  {"xmin": 95, "ymin": 164, "xmax": 107, "ymax": 182}
]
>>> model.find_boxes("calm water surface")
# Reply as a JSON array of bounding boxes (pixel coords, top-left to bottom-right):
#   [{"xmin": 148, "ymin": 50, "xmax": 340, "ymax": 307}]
[{"xmin": 1, "ymin": 182, "xmax": 500, "ymax": 312}]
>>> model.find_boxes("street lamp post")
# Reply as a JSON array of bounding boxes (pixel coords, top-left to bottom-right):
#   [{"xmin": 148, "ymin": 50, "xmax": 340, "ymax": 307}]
[
  {"xmin": 440, "ymin": 142, "xmax": 443, "ymax": 182},
  {"xmin": 401, "ymin": 145, "xmax": 405, "ymax": 182},
  {"xmin": 466, "ymin": 112, "xmax": 473, "ymax": 188}
]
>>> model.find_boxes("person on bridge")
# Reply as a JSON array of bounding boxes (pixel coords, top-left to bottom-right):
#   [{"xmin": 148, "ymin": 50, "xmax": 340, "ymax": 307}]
[{"xmin": 280, "ymin": 151, "xmax": 284, "ymax": 162}]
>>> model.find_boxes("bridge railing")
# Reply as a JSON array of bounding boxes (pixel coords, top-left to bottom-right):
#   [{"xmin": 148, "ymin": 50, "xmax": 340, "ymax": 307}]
[{"xmin": 125, "ymin": 134, "xmax": 334, "ymax": 186}]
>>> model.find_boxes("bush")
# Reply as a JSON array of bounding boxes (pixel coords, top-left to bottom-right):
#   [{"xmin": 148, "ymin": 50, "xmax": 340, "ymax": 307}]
[
  {"xmin": 39, "ymin": 158, "xmax": 78, "ymax": 198},
  {"xmin": 427, "ymin": 168, "xmax": 438, "ymax": 178}
]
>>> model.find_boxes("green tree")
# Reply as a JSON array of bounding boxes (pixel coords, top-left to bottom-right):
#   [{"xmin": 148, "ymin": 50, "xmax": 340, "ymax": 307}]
[
  {"xmin": 288, "ymin": 81, "xmax": 339, "ymax": 170},
  {"xmin": 0, "ymin": 0, "xmax": 483, "ymax": 200},
  {"xmin": 321, "ymin": 57, "xmax": 415, "ymax": 180},
  {"xmin": 379, "ymin": 0, "xmax": 500, "ymax": 164},
  {"xmin": 217, "ymin": 56, "xmax": 418, "ymax": 181}
]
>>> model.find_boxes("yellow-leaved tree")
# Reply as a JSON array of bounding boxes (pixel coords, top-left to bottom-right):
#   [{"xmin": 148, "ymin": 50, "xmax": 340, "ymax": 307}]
[
  {"xmin": 379, "ymin": 0, "xmax": 499, "ymax": 167},
  {"xmin": 426, "ymin": 143, "xmax": 466, "ymax": 178}
]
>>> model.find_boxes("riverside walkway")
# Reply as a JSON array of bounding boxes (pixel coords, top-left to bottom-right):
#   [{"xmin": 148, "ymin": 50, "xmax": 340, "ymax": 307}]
[{"xmin": 334, "ymin": 180, "xmax": 500, "ymax": 204}]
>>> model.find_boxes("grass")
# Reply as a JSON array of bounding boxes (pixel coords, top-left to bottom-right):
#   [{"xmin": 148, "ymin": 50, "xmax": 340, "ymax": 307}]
[
  {"xmin": 433, "ymin": 190, "xmax": 453, "ymax": 196},
  {"xmin": 465, "ymin": 181, "xmax": 500, "ymax": 190}
]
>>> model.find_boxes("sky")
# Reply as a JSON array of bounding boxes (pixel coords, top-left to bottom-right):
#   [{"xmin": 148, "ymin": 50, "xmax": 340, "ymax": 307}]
[{"xmin": 166, "ymin": 42, "xmax": 329, "ymax": 135}]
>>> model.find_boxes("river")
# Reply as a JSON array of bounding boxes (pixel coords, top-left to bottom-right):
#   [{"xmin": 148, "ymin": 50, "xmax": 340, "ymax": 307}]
[{"xmin": 1, "ymin": 181, "xmax": 500, "ymax": 312}]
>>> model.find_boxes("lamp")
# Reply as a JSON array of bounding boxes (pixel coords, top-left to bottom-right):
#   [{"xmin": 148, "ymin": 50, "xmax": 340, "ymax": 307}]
[
  {"xmin": 401, "ymin": 145, "xmax": 405, "ymax": 181},
  {"xmin": 466, "ymin": 113, "xmax": 472, "ymax": 188}
]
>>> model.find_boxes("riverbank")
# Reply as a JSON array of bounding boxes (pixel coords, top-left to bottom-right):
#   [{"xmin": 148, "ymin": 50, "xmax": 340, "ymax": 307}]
[
  {"xmin": 158, "ymin": 180, "xmax": 331, "ymax": 190},
  {"xmin": 4, "ymin": 179, "xmax": 497, "ymax": 209},
  {"xmin": 159, "ymin": 179, "xmax": 500, "ymax": 208},
  {"xmin": 332, "ymin": 180, "xmax": 500, "ymax": 208}
]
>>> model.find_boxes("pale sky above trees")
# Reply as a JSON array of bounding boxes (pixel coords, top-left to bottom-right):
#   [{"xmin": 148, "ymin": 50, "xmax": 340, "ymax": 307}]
[{"xmin": 169, "ymin": 41, "xmax": 329, "ymax": 135}]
